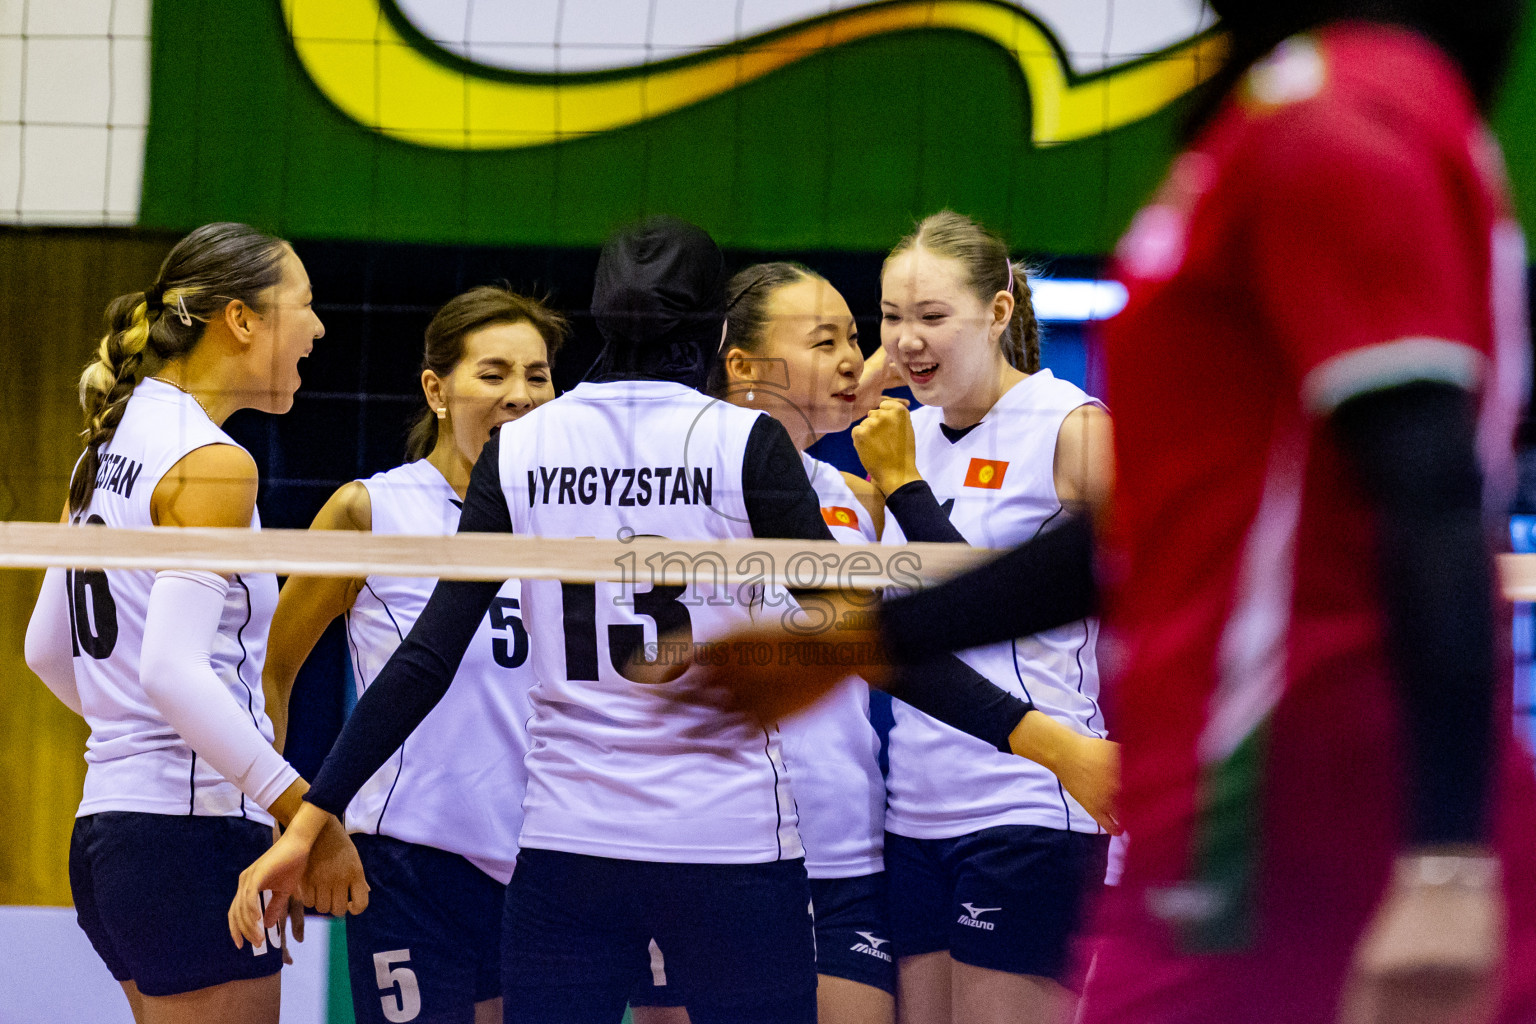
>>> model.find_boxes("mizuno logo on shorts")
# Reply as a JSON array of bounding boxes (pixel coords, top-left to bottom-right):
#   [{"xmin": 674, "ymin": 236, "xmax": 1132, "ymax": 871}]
[
  {"xmin": 957, "ymin": 903, "xmax": 1000, "ymax": 930},
  {"xmin": 850, "ymin": 931, "xmax": 892, "ymax": 962}
]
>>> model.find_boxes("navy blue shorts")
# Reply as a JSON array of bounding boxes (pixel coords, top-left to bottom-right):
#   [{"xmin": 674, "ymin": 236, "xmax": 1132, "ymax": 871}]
[
  {"xmin": 809, "ymin": 873, "xmax": 895, "ymax": 995},
  {"xmin": 885, "ymin": 825, "xmax": 1108, "ymax": 983},
  {"xmin": 345, "ymin": 835, "xmax": 505, "ymax": 1024},
  {"xmin": 68, "ymin": 811, "xmax": 283, "ymax": 997},
  {"xmin": 630, "ymin": 872, "xmax": 893, "ymax": 1006},
  {"xmin": 503, "ymin": 847, "xmax": 816, "ymax": 1024}
]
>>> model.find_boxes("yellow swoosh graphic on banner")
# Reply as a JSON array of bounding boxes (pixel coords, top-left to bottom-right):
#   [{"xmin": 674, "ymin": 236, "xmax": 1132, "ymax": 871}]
[{"xmin": 283, "ymin": 0, "xmax": 1225, "ymax": 149}]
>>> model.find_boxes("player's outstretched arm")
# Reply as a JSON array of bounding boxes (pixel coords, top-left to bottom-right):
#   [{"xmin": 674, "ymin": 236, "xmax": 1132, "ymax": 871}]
[
  {"xmin": 263, "ymin": 480, "xmax": 372, "ymax": 752},
  {"xmin": 640, "ymin": 592, "xmax": 1121, "ymax": 834},
  {"xmin": 683, "ymin": 514, "xmax": 1090, "ymax": 696},
  {"xmin": 1331, "ymin": 381, "xmax": 1502, "ymax": 1019},
  {"xmin": 882, "ymin": 513, "xmax": 1097, "ymax": 663}
]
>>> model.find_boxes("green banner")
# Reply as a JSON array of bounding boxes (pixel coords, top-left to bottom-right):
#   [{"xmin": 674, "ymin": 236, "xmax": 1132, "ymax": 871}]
[{"xmin": 138, "ymin": 0, "xmax": 1536, "ymax": 254}]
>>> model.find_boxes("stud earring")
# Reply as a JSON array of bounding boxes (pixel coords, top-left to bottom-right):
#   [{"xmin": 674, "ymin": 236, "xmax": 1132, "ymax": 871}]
[{"xmin": 435, "ymin": 407, "xmax": 447, "ymax": 420}]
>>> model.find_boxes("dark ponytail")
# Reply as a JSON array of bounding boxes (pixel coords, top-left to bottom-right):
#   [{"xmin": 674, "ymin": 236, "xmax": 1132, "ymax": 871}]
[
  {"xmin": 71, "ymin": 223, "xmax": 289, "ymax": 515},
  {"xmin": 706, "ymin": 262, "xmax": 822, "ymax": 398}
]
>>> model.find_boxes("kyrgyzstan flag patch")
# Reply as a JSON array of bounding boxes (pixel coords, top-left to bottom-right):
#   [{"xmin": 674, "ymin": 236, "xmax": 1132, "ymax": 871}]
[
  {"xmin": 821, "ymin": 506, "xmax": 860, "ymax": 529},
  {"xmin": 963, "ymin": 458, "xmax": 1009, "ymax": 489}
]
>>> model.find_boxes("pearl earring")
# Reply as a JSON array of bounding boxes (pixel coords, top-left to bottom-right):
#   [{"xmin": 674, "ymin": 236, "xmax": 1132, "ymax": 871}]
[{"xmin": 746, "ymin": 389, "xmax": 755, "ymax": 402}]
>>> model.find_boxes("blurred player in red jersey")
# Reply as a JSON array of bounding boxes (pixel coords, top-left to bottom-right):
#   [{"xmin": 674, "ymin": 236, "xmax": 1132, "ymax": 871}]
[
  {"xmin": 660, "ymin": 2, "xmax": 1536, "ymax": 1022},
  {"xmin": 1076, "ymin": 1, "xmax": 1536, "ymax": 1022}
]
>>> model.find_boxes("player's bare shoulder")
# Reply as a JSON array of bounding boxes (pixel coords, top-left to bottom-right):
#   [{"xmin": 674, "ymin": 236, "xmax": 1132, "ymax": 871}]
[
  {"xmin": 151, "ymin": 443, "xmax": 259, "ymax": 528},
  {"xmin": 312, "ymin": 479, "xmax": 374, "ymax": 533}
]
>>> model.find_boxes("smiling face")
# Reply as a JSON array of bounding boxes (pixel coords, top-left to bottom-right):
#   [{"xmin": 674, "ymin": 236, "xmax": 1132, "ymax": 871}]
[
  {"xmin": 725, "ymin": 276, "xmax": 862, "ymax": 448},
  {"xmin": 430, "ymin": 320, "xmax": 555, "ymax": 466},
  {"xmin": 248, "ymin": 246, "xmax": 325, "ymax": 414},
  {"xmin": 880, "ymin": 245, "xmax": 1008, "ymax": 412}
]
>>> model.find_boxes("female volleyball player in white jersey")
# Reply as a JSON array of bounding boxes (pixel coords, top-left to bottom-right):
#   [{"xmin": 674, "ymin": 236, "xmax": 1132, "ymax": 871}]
[
  {"xmin": 722, "ymin": 264, "xmax": 894, "ymax": 1024},
  {"xmin": 627, "ymin": 261, "xmax": 1122, "ymax": 1024},
  {"xmin": 237, "ymin": 218, "xmax": 1074, "ymax": 1022},
  {"xmin": 625, "ymin": 261, "xmax": 893, "ymax": 1024},
  {"xmin": 261, "ymin": 286, "xmax": 566, "ymax": 1024},
  {"xmin": 235, "ymin": 217, "xmax": 842, "ymax": 1024},
  {"xmin": 22, "ymin": 222, "xmax": 365, "ymax": 1024},
  {"xmin": 873, "ymin": 211, "xmax": 1113, "ymax": 1024}
]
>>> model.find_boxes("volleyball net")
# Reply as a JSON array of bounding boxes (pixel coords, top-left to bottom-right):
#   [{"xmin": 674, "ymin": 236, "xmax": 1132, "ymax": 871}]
[
  {"xmin": 3, "ymin": 0, "xmax": 1535, "ymax": 714},
  {"xmin": 3, "ymin": 0, "xmax": 1536, "ymax": 842},
  {"xmin": 2, "ymin": 521, "xmax": 1536, "ymax": 598}
]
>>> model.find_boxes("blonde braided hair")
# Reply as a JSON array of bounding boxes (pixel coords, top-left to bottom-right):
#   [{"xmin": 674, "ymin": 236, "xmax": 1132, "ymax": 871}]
[{"xmin": 70, "ymin": 223, "xmax": 289, "ymax": 514}]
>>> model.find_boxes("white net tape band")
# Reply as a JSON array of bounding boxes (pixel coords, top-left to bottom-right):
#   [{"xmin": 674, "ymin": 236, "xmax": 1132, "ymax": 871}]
[
  {"xmin": 5, "ymin": 521, "xmax": 1536, "ymax": 600},
  {"xmin": 0, "ymin": 521, "xmax": 990, "ymax": 589}
]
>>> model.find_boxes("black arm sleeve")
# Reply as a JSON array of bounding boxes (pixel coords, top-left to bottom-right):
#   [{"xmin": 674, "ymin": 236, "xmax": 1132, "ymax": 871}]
[
  {"xmin": 304, "ymin": 435, "xmax": 512, "ymax": 816},
  {"xmin": 883, "ymin": 654, "xmax": 1034, "ymax": 753},
  {"xmin": 1331, "ymin": 381, "xmax": 1496, "ymax": 847},
  {"xmin": 883, "ymin": 480, "xmax": 968, "ymax": 544},
  {"xmin": 738, "ymin": 420, "xmax": 1031, "ymax": 748},
  {"xmin": 741, "ymin": 416, "xmax": 835, "ymax": 542},
  {"xmin": 879, "ymin": 513, "xmax": 1097, "ymax": 667},
  {"xmin": 738, "ymin": 415, "xmax": 1028, "ymax": 747}
]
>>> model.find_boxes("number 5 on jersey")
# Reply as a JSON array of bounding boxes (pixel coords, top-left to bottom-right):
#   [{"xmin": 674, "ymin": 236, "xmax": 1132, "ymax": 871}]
[{"xmin": 489, "ymin": 595, "xmax": 529, "ymax": 669}]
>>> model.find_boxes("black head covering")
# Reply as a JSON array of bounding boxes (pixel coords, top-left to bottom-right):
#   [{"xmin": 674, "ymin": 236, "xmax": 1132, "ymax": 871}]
[{"xmin": 588, "ymin": 216, "xmax": 727, "ymax": 390}]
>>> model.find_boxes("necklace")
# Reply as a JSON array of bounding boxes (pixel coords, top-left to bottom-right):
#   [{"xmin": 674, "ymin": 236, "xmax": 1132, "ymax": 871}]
[{"xmin": 149, "ymin": 376, "xmax": 217, "ymax": 422}]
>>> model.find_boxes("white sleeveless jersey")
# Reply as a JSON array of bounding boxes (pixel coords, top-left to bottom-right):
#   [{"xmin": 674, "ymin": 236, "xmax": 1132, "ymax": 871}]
[
  {"xmin": 778, "ymin": 453, "xmax": 884, "ymax": 878},
  {"xmin": 883, "ymin": 370, "xmax": 1106, "ymax": 837},
  {"xmin": 498, "ymin": 380, "xmax": 801, "ymax": 864},
  {"xmin": 344, "ymin": 459, "xmax": 534, "ymax": 884},
  {"xmin": 71, "ymin": 378, "xmax": 279, "ymax": 823}
]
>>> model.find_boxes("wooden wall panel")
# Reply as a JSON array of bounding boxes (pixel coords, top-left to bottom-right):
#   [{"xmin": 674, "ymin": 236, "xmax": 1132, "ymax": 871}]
[{"xmin": 0, "ymin": 228, "xmax": 179, "ymax": 905}]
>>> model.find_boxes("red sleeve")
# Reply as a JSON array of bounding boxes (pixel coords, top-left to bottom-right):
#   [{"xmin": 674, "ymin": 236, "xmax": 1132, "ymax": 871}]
[{"xmin": 1243, "ymin": 97, "xmax": 1486, "ymax": 413}]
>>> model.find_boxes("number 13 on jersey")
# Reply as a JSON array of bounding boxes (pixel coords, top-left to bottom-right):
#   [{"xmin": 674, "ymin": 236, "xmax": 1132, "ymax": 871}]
[{"xmin": 560, "ymin": 581, "xmax": 694, "ymax": 682}]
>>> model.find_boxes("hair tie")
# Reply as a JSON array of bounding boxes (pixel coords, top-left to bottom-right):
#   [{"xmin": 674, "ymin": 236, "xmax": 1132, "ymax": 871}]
[
  {"xmin": 143, "ymin": 284, "xmax": 166, "ymax": 315},
  {"xmin": 1004, "ymin": 259, "xmax": 1015, "ymax": 296}
]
